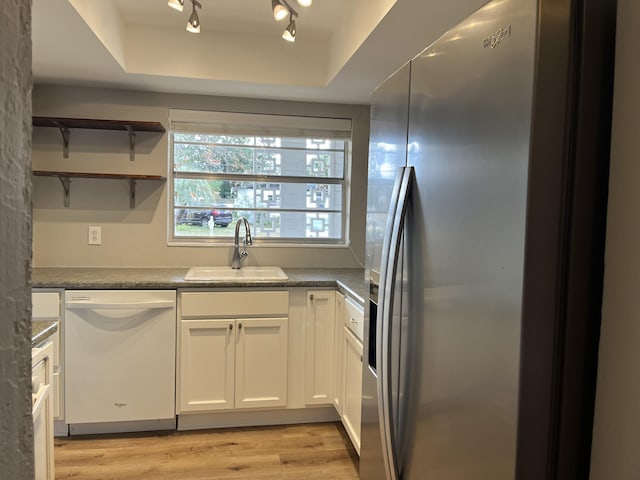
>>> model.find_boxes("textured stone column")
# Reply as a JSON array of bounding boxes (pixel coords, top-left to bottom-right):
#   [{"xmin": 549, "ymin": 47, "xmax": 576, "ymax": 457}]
[{"xmin": 0, "ymin": 0, "xmax": 34, "ymax": 478}]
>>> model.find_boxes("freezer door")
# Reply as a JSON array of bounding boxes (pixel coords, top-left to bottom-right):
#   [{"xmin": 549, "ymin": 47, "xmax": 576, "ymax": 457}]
[
  {"xmin": 402, "ymin": 0, "xmax": 536, "ymax": 478},
  {"xmin": 365, "ymin": 61, "xmax": 411, "ymax": 279},
  {"xmin": 362, "ymin": 61, "xmax": 411, "ymax": 480}
]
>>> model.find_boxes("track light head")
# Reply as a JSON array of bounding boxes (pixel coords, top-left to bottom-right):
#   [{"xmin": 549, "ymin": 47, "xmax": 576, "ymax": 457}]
[
  {"xmin": 186, "ymin": 12, "xmax": 200, "ymax": 33},
  {"xmin": 168, "ymin": 0, "xmax": 184, "ymax": 12},
  {"xmin": 272, "ymin": 0, "xmax": 290, "ymax": 21},
  {"xmin": 297, "ymin": 0, "xmax": 312, "ymax": 6},
  {"xmin": 282, "ymin": 15, "xmax": 296, "ymax": 42},
  {"xmin": 186, "ymin": 0, "xmax": 201, "ymax": 33}
]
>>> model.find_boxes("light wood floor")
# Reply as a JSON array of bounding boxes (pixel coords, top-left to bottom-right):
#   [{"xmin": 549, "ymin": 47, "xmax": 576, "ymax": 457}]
[{"xmin": 54, "ymin": 422, "xmax": 359, "ymax": 480}]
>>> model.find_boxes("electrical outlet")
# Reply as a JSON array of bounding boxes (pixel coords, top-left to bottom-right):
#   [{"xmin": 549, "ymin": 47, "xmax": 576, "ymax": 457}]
[{"xmin": 88, "ymin": 226, "xmax": 101, "ymax": 245}]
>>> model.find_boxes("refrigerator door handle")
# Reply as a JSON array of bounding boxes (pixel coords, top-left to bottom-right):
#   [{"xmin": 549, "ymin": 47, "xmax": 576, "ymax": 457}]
[{"xmin": 377, "ymin": 165, "xmax": 413, "ymax": 480}]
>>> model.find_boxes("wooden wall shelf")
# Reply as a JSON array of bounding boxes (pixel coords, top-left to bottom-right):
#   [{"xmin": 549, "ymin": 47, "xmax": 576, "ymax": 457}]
[
  {"xmin": 32, "ymin": 116, "xmax": 166, "ymax": 160},
  {"xmin": 33, "ymin": 171, "xmax": 166, "ymax": 208}
]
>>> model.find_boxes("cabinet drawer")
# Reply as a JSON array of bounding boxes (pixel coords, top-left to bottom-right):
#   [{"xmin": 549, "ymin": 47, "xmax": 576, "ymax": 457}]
[
  {"xmin": 32, "ymin": 292, "xmax": 60, "ymax": 319},
  {"xmin": 344, "ymin": 296, "xmax": 364, "ymax": 342},
  {"xmin": 181, "ymin": 291, "xmax": 289, "ymax": 318}
]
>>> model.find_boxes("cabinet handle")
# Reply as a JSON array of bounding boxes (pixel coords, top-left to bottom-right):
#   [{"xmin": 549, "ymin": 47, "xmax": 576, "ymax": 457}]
[
  {"xmin": 229, "ymin": 323, "xmax": 233, "ymax": 330},
  {"xmin": 238, "ymin": 323, "xmax": 243, "ymax": 330},
  {"xmin": 310, "ymin": 294, "xmax": 314, "ymax": 301}
]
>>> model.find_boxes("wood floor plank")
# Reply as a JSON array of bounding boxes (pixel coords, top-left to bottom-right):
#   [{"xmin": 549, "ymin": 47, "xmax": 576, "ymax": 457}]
[{"xmin": 55, "ymin": 422, "xmax": 359, "ymax": 480}]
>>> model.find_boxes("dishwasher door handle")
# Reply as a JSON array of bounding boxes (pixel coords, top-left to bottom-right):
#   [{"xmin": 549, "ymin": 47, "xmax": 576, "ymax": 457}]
[{"xmin": 66, "ymin": 300, "xmax": 175, "ymax": 310}]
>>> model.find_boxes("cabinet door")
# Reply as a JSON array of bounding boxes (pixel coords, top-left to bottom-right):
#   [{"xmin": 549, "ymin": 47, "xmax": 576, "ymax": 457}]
[
  {"xmin": 305, "ymin": 290, "xmax": 336, "ymax": 405},
  {"xmin": 179, "ymin": 319, "xmax": 235, "ymax": 412},
  {"xmin": 333, "ymin": 292, "xmax": 345, "ymax": 414},
  {"xmin": 343, "ymin": 326, "xmax": 363, "ymax": 455},
  {"xmin": 235, "ymin": 317, "xmax": 288, "ymax": 409},
  {"xmin": 32, "ymin": 341, "xmax": 54, "ymax": 480},
  {"xmin": 33, "ymin": 290, "xmax": 63, "ymax": 423}
]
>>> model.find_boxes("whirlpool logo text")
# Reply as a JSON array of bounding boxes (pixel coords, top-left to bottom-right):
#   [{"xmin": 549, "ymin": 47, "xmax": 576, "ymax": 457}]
[{"xmin": 483, "ymin": 25, "xmax": 512, "ymax": 49}]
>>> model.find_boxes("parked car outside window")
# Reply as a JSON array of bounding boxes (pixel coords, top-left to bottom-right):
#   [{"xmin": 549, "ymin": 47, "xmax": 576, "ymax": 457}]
[
  {"xmin": 210, "ymin": 209, "xmax": 233, "ymax": 227},
  {"xmin": 177, "ymin": 209, "xmax": 233, "ymax": 228}
]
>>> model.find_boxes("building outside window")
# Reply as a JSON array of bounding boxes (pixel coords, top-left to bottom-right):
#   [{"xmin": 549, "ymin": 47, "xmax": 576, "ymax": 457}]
[{"xmin": 169, "ymin": 110, "xmax": 352, "ymax": 245}]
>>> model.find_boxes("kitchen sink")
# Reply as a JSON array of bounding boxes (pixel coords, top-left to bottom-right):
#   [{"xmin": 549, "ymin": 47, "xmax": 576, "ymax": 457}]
[{"xmin": 184, "ymin": 266, "xmax": 288, "ymax": 282}]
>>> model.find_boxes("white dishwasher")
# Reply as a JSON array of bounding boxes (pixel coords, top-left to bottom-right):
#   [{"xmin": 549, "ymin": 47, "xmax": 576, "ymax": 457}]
[{"xmin": 65, "ymin": 290, "xmax": 176, "ymax": 434}]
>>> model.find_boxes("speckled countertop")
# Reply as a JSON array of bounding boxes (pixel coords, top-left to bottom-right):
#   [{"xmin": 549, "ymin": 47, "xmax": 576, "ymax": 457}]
[
  {"xmin": 32, "ymin": 320, "xmax": 58, "ymax": 347},
  {"xmin": 32, "ymin": 267, "xmax": 367, "ymax": 305}
]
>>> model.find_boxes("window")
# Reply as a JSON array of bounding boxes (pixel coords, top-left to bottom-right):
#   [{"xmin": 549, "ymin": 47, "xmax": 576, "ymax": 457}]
[{"xmin": 169, "ymin": 110, "xmax": 351, "ymax": 244}]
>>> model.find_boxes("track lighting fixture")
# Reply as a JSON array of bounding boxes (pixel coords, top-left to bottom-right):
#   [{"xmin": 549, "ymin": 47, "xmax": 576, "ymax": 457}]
[
  {"xmin": 273, "ymin": 0, "xmax": 298, "ymax": 42},
  {"xmin": 167, "ymin": 0, "xmax": 184, "ymax": 12},
  {"xmin": 186, "ymin": 0, "xmax": 201, "ymax": 33},
  {"xmin": 168, "ymin": 0, "xmax": 310, "ymax": 41}
]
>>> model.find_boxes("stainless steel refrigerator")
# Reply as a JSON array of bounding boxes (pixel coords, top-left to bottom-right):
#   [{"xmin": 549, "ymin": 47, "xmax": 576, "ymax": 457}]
[{"xmin": 361, "ymin": 0, "xmax": 616, "ymax": 479}]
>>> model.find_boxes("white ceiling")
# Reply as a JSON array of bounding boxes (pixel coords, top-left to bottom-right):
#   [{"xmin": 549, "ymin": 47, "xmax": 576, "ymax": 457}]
[{"xmin": 32, "ymin": 0, "xmax": 488, "ymax": 104}]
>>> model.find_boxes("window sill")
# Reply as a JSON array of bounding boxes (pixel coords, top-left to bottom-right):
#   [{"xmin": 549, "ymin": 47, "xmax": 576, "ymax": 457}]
[{"xmin": 167, "ymin": 239, "xmax": 351, "ymax": 248}]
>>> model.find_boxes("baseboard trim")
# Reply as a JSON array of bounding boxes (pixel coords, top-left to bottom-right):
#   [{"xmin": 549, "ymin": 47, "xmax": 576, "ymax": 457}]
[{"xmin": 177, "ymin": 406, "xmax": 339, "ymax": 431}]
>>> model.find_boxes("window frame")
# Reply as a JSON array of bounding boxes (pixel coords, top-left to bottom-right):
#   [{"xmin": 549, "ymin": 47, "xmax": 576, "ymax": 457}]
[{"xmin": 167, "ymin": 109, "xmax": 352, "ymax": 247}]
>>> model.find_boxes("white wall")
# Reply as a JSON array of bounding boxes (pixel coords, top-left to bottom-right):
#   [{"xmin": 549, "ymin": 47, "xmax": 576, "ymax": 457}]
[
  {"xmin": 32, "ymin": 85, "xmax": 369, "ymax": 268},
  {"xmin": 590, "ymin": 1, "xmax": 640, "ymax": 478},
  {"xmin": 0, "ymin": 0, "xmax": 34, "ymax": 477}
]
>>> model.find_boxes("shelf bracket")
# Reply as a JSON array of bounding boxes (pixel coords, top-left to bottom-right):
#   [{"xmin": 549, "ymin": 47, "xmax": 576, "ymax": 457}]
[
  {"xmin": 55, "ymin": 124, "xmax": 71, "ymax": 158},
  {"xmin": 57, "ymin": 176, "xmax": 71, "ymax": 207},
  {"xmin": 126, "ymin": 126, "xmax": 136, "ymax": 161},
  {"xmin": 129, "ymin": 179, "xmax": 136, "ymax": 209}
]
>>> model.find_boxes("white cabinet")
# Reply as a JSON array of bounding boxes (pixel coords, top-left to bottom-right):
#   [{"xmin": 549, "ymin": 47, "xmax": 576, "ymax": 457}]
[
  {"xmin": 335, "ymin": 294, "xmax": 364, "ymax": 455},
  {"xmin": 235, "ymin": 317, "xmax": 288, "ymax": 409},
  {"xmin": 305, "ymin": 288, "xmax": 364, "ymax": 453},
  {"xmin": 342, "ymin": 326, "xmax": 363, "ymax": 454},
  {"xmin": 32, "ymin": 339, "xmax": 54, "ymax": 480},
  {"xmin": 32, "ymin": 292, "xmax": 61, "ymax": 319},
  {"xmin": 32, "ymin": 289, "xmax": 64, "ymax": 432},
  {"xmin": 179, "ymin": 319, "xmax": 235, "ymax": 412},
  {"xmin": 333, "ymin": 292, "xmax": 345, "ymax": 414},
  {"xmin": 178, "ymin": 291, "xmax": 289, "ymax": 413},
  {"xmin": 304, "ymin": 290, "xmax": 336, "ymax": 405}
]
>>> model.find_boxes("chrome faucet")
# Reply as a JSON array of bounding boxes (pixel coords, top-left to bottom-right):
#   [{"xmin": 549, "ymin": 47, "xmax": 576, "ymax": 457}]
[{"xmin": 231, "ymin": 217, "xmax": 253, "ymax": 269}]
